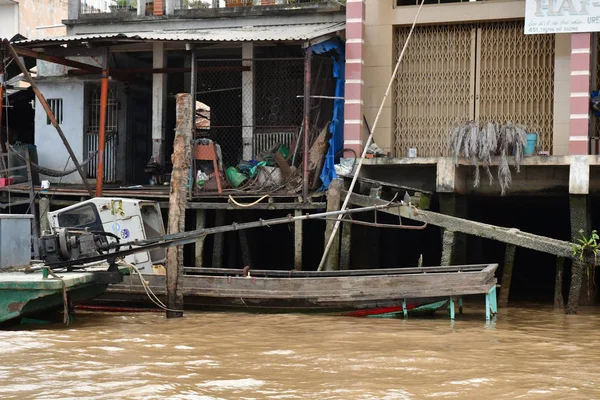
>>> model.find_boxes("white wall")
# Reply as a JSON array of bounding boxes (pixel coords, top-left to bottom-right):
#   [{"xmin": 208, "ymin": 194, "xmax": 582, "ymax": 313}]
[
  {"xmin": 0, "ymin": 3, "xmax": 19, "ymax": 39},
  {"xmin": 35, "ymin": 81, "xmax": 86, "ymax": 184}
]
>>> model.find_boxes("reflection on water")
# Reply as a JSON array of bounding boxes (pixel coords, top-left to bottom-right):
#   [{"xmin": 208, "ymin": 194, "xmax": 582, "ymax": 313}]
[{"xmin": 1, "ymin": 304, "xmax": 600, "ymax": 399}]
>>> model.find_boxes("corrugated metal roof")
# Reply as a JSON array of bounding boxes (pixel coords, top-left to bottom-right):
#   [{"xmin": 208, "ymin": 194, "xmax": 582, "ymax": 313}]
[{"xmin": 14, "ymin": 22, "xmax": 345, "ymax": 46}]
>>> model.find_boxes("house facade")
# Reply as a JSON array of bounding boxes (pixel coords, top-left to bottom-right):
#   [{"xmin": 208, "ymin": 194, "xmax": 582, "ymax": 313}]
[{"xmin": 0, "ymin": 0, "xmax": 67, "ymax": 39}]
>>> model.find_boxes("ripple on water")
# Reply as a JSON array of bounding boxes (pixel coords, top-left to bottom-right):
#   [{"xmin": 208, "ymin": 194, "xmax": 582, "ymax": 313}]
[{"xmin": 196, "ymin": 378, "xmax": 266, "ymax": 390}]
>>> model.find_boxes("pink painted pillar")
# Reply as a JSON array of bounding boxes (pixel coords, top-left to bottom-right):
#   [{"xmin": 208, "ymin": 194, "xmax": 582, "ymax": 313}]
[
  {"xmin": 569, "ymin": 33, "xmax": 592, "ymax": 155},
  {"xmin": 344, "ymin": 0, "xmax": 365, "ymax": 156}
]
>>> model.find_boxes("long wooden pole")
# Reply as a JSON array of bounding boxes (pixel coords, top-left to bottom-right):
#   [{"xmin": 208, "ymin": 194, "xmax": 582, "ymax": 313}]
[
  {"xmin": 96, "ymin": 55, "xmax": 109, "ymax": 196},
  {"xmin": 302, "ymin": 47, "xmax": 312, "ymax": 202},
  {"xmin": 317, "ymin": 0, "xmax": 426, "ymax": 270},
  {"xmin": 166, "ymin": 93, "xmax": 192, "ymax": 318},
  {"xmin": 49, "ymin": 202, "xmax": 397, "ymax": 269},
  {"xmin": 3, "ymin": 40, "xmax": 94, "ymax": 196}
]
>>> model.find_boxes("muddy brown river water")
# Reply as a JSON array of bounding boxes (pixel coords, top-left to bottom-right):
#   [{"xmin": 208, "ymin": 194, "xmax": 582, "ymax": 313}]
[{"xmin": 1, "ymin": 304, "xmax": 599, "ymax": 399}]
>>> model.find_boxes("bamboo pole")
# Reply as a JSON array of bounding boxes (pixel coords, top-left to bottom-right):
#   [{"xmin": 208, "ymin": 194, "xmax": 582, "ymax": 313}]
[
  {"xmin": 302, "ymin": 47, "xmax": 312, "ymax": 202},
  {"xmin": 3, "ymin": 40, "xmax": 94, "ymax": 196},
  {"xmin": 317, "ymin": 0, "xmax": 426, "ymax": 271}
]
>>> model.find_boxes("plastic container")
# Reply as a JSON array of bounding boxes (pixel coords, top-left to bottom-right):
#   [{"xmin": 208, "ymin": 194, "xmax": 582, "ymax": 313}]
[
  {"xmin": 0, "ymin": 214, "xmax": 33, "ymax": 269},
  {"xmin": 226, "ymin": 167, "xmax": 247, "ymax": 188},
  {"xmin": 524, "ymin": 133, "xmax": 538, "ymax": 156}
]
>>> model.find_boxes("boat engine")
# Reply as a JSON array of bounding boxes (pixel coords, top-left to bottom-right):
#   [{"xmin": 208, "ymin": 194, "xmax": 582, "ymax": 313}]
[{"xmin": 38, "ymin": 228, "xmax": 116, "ymax": 265}]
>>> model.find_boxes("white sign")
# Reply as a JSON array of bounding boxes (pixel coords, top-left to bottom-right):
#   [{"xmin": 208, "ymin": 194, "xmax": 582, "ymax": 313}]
[{"xmin": 525, "ymin": 0, "xmax": 600, "ymax": 34}]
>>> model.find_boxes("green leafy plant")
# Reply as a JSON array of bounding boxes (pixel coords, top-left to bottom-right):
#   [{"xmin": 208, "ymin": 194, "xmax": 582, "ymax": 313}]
[{"xmin": 572, "ymin": 229, "xmax": 599, "ymax": 263}]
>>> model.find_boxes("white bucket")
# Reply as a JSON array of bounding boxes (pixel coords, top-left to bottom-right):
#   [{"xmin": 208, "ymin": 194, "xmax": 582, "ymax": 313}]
[{"xmin": 41, "ymin": 180, "xmax": 51, "ymax": 190}]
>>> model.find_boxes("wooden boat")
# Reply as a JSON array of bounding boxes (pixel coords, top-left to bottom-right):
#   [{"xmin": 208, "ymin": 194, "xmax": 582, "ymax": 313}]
[{"xmin": 97, "ymin": 263, "xmax": 498, "ymax": 318}]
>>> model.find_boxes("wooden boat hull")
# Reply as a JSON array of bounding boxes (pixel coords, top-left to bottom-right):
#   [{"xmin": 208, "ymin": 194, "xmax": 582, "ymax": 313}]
[{"xmin": 98, "ymin": 264, "xmax": 498, "ymax": 318}]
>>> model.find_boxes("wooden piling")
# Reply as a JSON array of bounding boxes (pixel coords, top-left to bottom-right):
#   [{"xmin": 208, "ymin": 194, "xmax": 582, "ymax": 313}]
[
  {"xmin": 165, "ymin": 93, "xmax": 192, "ymax": 318},
  {"xmin": 440, "ymin": 229, "xmax": 455, "ymax": 266},
  {"xmin": 294, "ymin": 209, "xmax": 303, "ymax": 271},
  {"xmin": 340, "ymin": 219, "xmax": 352, "ymax": 270},
  {"xmin": 194, "ymin": 209, "xmax": 206, "ymax": 267},
  {"xmin": 212, "ymin": 210, "xmax": 226, "ymax": 267},
  {"xmin": 554, "ymin": 257, "xmax": 565, "ymax": 309},
  {"xmin": 498, "ymin": 244, "xmax": 516, "ymax": 308},
  {"xmin": 323, "ymin": 179, "xmax": 342, "ymax": 271},
  {"xmin": 239, "ymin": 213, "xmax": 252, "ymax": 267}
]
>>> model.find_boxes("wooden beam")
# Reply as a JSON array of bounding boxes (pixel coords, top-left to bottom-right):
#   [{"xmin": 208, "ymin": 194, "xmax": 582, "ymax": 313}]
[
  {"xmin": 12, "ymin": 45, "xmax": 102, "ymax": 74},
  {"xmin": 343, "ymin": 190, "xmax": 598, "ymax": 265},
  {"xmin": 4, "ymin": 40, "xmax": 94, "ymax": 197},
  {"xmin": 195, "ymin": 209, "xmax": 206, "ymax": 268},
  {"xmin": 323, "ymin": 179, "xmax": 342, "ymax": 270}
]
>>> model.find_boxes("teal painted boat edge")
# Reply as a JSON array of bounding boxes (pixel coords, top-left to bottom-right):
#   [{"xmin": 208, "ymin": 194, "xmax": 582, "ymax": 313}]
[{"xmin": 366, "ymin": 300, "xmax": 449, "ymax": 319}]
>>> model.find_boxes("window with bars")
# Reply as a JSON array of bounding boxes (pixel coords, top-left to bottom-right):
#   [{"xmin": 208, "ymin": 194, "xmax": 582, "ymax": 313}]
[{"xmin": 46, "ymin": 99, "xmax": 63, "ymax": 125}]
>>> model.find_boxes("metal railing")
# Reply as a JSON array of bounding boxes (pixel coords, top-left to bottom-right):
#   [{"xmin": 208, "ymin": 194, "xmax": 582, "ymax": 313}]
[{"xmin": 78, "ymin": 0, "xmax": 331, "ymax": 16}]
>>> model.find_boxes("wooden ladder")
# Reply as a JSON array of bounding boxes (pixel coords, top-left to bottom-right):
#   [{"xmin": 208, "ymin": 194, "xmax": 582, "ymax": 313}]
[{"xmin": 0, "ymin": 149, "xmax": 39, "ymax": 258}]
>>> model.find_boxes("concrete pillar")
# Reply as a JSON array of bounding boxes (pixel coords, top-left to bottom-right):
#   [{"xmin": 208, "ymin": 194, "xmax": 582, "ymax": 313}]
[
  {"xmin": 38, "ymin": 197, "xmax": 51, "ymax": 235},
  {"xmin": 343, "ymin": 0, "xmax": 365, "ymax": 157},
  {"xmin": 438, "ymin": 193, "xmax": 467, "ymax": 265},
  {"xmin": 152, "ymin": 42, "xmax": 167, "ymax": 166},
  {"xmin": 165, "ymin": 0, "xmax": 179, "ymax": 15},
  {"xmin": 568, "ymin": 194, "xmax": 594, "ymax": 310},
  {"xmin": 440, "ymin": 229, "xmax": 455, "ymax": 266},
  {"xmin": 242, "ymin": 43, "xmax": 254, "ymax": 161},
  {"xmin": 137, "ymin": 0, "xmax": 146, "ymax": 16},
  {"xmin": 68, "ymin": 0, "xmax": 80, "ymax": 19},
  {"xmin": 294, "ymin": 209, "xmax": 303, "ymax": 271},
  {"xmin": 569, "ymin": 33, "xmax": 591, "ymax": 155}
]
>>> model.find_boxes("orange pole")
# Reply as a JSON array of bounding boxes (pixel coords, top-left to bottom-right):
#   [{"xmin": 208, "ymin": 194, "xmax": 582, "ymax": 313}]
[{"xmin": 96, "ymin": 67, "xmax": 109, "ymax": 196}]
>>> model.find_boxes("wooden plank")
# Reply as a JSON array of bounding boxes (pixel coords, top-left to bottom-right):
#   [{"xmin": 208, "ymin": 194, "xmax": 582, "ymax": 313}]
[
  {"xmin": 498, "ymin": 244, "xmax": 516, "ymax": 308},
  {"xmin": 343, "ymin": 190, "xmax": 598, "ymax": 265}
]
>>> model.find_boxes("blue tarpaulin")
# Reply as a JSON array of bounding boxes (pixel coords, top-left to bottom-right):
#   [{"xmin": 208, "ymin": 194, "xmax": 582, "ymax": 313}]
[{"xmin": 311, "ymin": 38, "xmax": 345, "ymax": 190}]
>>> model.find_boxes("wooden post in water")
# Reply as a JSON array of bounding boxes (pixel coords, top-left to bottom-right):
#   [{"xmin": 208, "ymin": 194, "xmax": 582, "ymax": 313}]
[
  {"xmin": 323, "ymin": 179, "xmax": 342, "ymax": 271},
  {"xmin": 194, "ymin": 209, "xmax": 206, "ymax": 267},
  {"xmin": 498, "ymin": 244, "xmax": 516, "ymax": 308},
  {"xmin": 165, "ymin": 93, "xmax": 192, "ymax": 318},
  {"xmin": 554, "ymin": 257, "xmax": 565, "ymax": 309},
  {"xmin": 340, "ymin": 219, "xmax": 352, "ymax": 270},
  {"xmin": 294, "ymin": 209, "xmax": 303, "ymax": 271},
  {"xmin": 212, "ymin": 210, "xmax": 226, "ymax": 267}
]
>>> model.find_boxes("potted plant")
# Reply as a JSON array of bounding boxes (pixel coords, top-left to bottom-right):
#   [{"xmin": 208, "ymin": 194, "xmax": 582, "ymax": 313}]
[{"xmin": 110, "ymin": 0, "xmax": 137, "ymax": 13}]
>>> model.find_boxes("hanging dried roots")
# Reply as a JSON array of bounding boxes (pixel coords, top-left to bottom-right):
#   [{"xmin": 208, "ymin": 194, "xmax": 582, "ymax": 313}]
[{"xmin": 448, "ymin": 121, "xmax": 529, "ymax": 195}]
